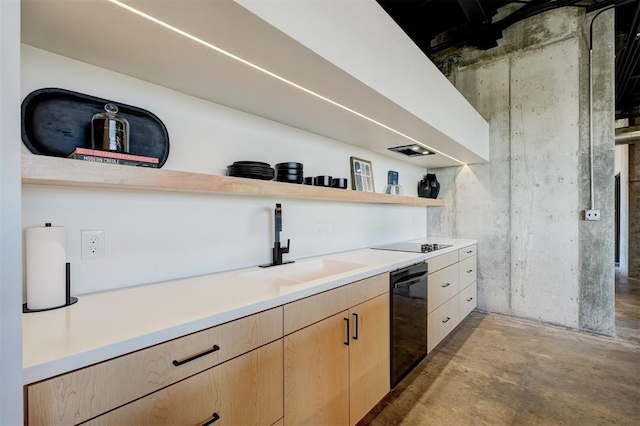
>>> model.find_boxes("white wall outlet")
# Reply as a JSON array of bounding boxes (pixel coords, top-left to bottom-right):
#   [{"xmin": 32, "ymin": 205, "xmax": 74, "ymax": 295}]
[
  {"xmin": 585, "ymin": 210, "xmax": 601, "ymax": 221},
  {"xmin": 81, "ymin": 230, "xmax": 105, "ymax": 260}
]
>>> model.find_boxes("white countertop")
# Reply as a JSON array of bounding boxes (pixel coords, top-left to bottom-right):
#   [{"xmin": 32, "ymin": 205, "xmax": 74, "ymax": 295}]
[{"xmin": 23, "ymin": 237, "xmax": 475, "ymax": 385}]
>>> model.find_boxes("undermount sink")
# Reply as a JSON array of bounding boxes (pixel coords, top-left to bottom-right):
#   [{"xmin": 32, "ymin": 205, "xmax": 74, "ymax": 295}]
[{"xmin": 240, "ymin": 259, "xmax": 366, "ymax": 286}]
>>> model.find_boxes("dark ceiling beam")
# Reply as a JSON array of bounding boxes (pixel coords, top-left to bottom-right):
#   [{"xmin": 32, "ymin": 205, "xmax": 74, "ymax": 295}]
[
  {"xmin": 616, "ymin": 0, "xmax": 640, "ymax": 104},
  {"xmin": 494, "ymin": 0, "xmax": 581, "ymax": 30},
  {"xmin": 457, "ymin": 0, "xmax": 488, "ymax": 23},
  {"xmin": 426, "ymin": 0, "xmax": 582, "ymax": 55},
  {"xmin": 586, "ymin": 0, "xmax": 639, "ymax": 12}
]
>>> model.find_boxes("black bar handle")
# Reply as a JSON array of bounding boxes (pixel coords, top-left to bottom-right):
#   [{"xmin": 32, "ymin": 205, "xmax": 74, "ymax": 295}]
[
  {"xmin": 442, "ymin": 317, "xmax": 451, "ymax": 323},
  {"xmin": 353, "ymin": 313, "xmax": 359, "ymax": 340},
  {"xmin": 467, "ymin": 297, "xmax": 474, "ymax": 302},
  {"xmin": 394, "ymin": 277, "xmax": 424, "ymax": 289},
  {"xmin": 441, "ymin": 282, "xmax": 450, "ymax": 288},
  {"xmin": 202, "ymin": 412, "xmax": 220, "ymax": 426},
  {"xmin": 173, "ymin": 345, "xmax": 220, "ymax": 366},
  {"xmin": 344, "ymin": 317, "xmax": 350, "ymax": 346},
  {"xmin": 394, "ymin": 271, "xmax": 428, "ymax": 285},
  {"xmin": 466, "ymin": 250, "xmax": 473, "ymax": 254},
  {"xmin": 66, "ymin": 262, "xmax": 71, "ymax": 305},
  {"xmin": 467, "ymin": 269, "xmax": 473, "ymax": 273}
]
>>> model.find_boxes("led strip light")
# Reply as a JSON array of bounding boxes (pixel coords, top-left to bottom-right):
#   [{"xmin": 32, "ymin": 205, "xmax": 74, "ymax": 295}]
[{"xmin": 108, "ymin": 0, "xmax": 465, "ymax": 165}]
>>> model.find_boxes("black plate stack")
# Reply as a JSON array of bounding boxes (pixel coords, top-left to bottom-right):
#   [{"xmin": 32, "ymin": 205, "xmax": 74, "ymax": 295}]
[
  {"xmin": 275, "ymin": 162, "xmax": 304, "ymax": 184},
  {"xmin": 227, "ymin": 161, "xmax": 275, "ymax": 180}
]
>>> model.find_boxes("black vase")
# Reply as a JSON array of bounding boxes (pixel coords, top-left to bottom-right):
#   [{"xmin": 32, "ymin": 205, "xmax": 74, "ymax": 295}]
[{"xmin": 418, "ymin": 174, "xmax": 440, "ymax": 199}]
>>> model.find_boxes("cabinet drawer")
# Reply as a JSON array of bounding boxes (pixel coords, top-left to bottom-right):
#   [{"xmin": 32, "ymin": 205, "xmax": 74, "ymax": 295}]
[
  {"xmin": 427, "ymin": 296, "xmax": 459, "ymax": 353},
  {"xmin": 284, "ymin": 285, "xmax": 349, "ymax": 335},
  {"xmin": 27, "ymin": 307, "xmax": 283, "ymax": 426},
  {"xmin": 426, "ymin": 251, "xmax": 458, "ymax": 274},
  {"xmin": 428, "ymin": 263, "xmax": 459, "ymax": 314},
  {"xmin": 283, "ymin": 273, "xmax": 388, "ymax": 336},
  {"xmin": 86, "ymin": 339, "xmax": 283, "ymax": 426},
  {"xmin": 459, "ymin": 281, "xmax": 477, "ymax": 320},
  {"xmin": 459, "ymin": 255, "xmax": 477, "ymax": 288},
  {"xmin": 347, "ymin": 273, "xmax": 389, "ymax": 308},
  {"xmin": 458, "ymin": 244, "xmax": 477, "ymax": 260}
]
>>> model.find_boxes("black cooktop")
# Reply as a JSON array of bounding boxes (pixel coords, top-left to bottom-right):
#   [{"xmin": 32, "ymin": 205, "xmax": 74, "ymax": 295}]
[{"xmin": 371, "ymin": 242, "xmax": 452, "ymax": 253}]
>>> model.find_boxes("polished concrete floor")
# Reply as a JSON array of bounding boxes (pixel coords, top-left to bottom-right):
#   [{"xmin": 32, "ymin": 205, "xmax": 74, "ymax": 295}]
[
  {"xmin": 616, "ymin": 272, "xmax": 640, "ymax": 344},
  {"xmin": 362, "ymin": 278, "xmax": 640, "ymax": 426}
]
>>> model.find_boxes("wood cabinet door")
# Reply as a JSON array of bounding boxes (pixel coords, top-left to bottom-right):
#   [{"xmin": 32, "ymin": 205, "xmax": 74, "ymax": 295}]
[
  {"xmin": 349, "ymin": 293, "xmax": 390, "ymax": 426},
  {"xmin": 85, "ymin": 340, "xmax": 283, "ymax": 426},
  {"xmin": 284, "ymin": 311, "xmax": 350, "ymax": 426}
]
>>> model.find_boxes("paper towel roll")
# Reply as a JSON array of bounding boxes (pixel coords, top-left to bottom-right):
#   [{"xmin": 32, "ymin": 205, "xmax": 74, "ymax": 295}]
[{"xmin": 26, "ymin": 224, "xmax": 67, "ymax": 310}]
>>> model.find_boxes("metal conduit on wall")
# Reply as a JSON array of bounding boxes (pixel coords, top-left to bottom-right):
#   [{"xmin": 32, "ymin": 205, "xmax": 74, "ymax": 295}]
[{"xmin": 616, "ymin": 127, "xmax": 640, "ymax": 144}]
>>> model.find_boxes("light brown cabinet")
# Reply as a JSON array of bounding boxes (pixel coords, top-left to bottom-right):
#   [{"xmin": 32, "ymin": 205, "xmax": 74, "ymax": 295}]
[
  {"xmin": 284, "ymin": 311, "xmax": 350, "ymax": 426},
  {"xmin": 86, "ymin": 339, "xmax": 283, "ymax": 425},
  {"xmin": 26, "ymin": 273, "xmax": 391, "ymax": 426},
  {"xmin": 26, "ymin": 307, "xmax": 283, "ymax": 425},
  {"xmin": 284, "ymin": 274, "xmax": 390, "ymax": 426},
  {"xmin": 348, "ymin": 293, "xmax": 390, "ymax": 426}
]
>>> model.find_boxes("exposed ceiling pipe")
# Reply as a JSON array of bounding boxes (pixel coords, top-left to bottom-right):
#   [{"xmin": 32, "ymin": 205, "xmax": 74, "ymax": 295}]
[
  {"xmin": 615, "ymin": 126, "xmax": 640, "ymax": 144},
  {"xmin": 615, "ymin": 0, "xmax": 640, "ymax": 105},
  {"xmin": 588, "ymin": 4, "xmax": 618, "ymax": 212}
]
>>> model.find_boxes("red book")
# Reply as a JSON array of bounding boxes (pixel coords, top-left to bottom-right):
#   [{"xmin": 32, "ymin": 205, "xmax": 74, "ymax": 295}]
[{"xmin": 70, "ymin": 147, "xmax": 159, "ymax": 164}]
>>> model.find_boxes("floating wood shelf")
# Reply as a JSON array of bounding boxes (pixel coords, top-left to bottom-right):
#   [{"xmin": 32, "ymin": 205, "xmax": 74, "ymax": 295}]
[{"xmin": 21, "ymin": 154, "xmax": 445, "ymax": 207}]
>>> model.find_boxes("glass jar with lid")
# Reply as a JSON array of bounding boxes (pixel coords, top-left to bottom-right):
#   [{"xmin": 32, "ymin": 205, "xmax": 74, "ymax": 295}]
[{"xmin": 91, "ymin": 103, "xmax": 129, "ymax": 152}]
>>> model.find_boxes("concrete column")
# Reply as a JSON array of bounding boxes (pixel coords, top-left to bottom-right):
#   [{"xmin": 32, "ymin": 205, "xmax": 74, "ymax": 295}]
[
  {"xmin": 578, "ymin": 9, "xmax": 615, "ymax": 335},
  {"xmin": 629, "ymin": 143, "xmax": 640, "ymax": 277},
  {"xmin": 429, "ymin": 7, "xmax": 615, "ymax": 335}
]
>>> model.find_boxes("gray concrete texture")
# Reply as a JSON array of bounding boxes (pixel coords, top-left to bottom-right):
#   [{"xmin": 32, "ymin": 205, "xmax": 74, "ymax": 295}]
[
  {"xmin": 362, "ymin": 312, "xmax": 640, "ymax": 425},
  {"xmin": 428, "ymin": 8, "xmax": 615, "ymax": 335},
  {"xmin": 578, "ymin": 9, "xmax": 615, "ymax": 334}
]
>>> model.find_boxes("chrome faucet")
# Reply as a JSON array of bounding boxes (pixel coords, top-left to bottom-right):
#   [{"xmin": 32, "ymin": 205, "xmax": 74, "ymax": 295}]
[{"xmin": 260, "ymin": 203, "xmax": 294, "ymax": 268}]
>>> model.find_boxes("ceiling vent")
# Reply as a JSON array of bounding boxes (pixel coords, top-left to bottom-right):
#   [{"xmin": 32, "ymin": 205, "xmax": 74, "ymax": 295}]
[{"xmin": 388, "ymin": 144, "xmax": 435, "ymax": 157}]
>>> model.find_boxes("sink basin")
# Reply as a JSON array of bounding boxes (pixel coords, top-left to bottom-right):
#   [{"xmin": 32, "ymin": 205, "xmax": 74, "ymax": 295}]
[{"xmin": 240, "ymin": 259, "xmax": 365, "ymax": 286}]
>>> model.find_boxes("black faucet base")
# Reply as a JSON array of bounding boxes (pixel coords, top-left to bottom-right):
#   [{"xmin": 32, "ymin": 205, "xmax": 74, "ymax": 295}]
[{"xmin": 258, "ymin": 260, "xmax": 296, "ymax": 268}]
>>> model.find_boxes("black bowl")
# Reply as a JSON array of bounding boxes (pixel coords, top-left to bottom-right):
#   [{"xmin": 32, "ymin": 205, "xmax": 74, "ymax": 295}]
[
  {"xmin": 276, "ymin": 174, "xmax": 304, "ymax": 184},
  {"xmin": 303, "ymin": 177, "xmax": 314, "ymax": 185},
  {"xmin": 275, "ymin": 162, "xmax": 303, "ymax": 170},
  {"xmin": 331, "ymin": 178, "xmax": 348, "ymax": 189},
  {"xmin": 314, "ymin": 175, "xmax": 332, "ymax": 187},
  {"xmin": 233, "ymin": 161, "xmax": 271, "ymax": 167},
  {"xmin": 276, "ymin": 168, "xmax": 303, "ymax": 175}
]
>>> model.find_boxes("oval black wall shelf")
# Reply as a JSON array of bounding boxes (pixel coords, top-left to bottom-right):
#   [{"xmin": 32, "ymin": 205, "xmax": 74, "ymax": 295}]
[{"xmin": 21, "ymin": 88, "xmax": 170, "ymax": 167}]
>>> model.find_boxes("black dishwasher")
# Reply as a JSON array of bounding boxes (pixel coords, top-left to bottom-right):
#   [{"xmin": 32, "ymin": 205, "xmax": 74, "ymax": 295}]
[{"xmin": 390, "ymin": 261, "xmax": 428, "ymax": 388}]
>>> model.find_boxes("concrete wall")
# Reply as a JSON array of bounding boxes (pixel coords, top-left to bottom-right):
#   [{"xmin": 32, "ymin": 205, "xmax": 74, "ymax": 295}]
[
  {"xmin": 0, "ymin": 0, "xmax": 23, "ymax": 423},
  {"xmin": 429, "ymin": 7, "xmax": 615, "ymax": 334}
]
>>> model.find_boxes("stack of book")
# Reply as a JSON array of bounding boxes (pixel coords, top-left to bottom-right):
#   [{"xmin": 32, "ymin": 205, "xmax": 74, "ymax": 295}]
[{"xmin": 68, "ymin": 147, "xmax": 159, "ymax": 168}]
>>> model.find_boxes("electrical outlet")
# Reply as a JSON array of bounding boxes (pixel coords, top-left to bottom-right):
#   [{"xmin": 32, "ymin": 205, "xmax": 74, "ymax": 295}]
[
  {"xmin": 585, "ymin": 210, "xmax": 601, "ymax": 221},
  {"xmin": 81, "ymin": 230, "xmax": 105, "ymax": 260}
]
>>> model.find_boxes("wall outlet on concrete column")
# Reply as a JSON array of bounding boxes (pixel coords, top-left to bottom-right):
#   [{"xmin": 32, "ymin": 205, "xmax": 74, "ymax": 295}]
[{"xmin": 585, "ymin": 210, "xmax": 601, "ymax": 221}]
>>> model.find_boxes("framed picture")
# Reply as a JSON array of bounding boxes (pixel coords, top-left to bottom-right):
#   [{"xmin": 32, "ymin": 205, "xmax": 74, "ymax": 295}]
[{"xmin": 350, "ymin": 156, "xmax": 375, "ymax": 192}]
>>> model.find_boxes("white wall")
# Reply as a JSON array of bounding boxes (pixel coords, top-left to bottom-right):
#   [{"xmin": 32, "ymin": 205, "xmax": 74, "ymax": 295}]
[
  {"xmin": 1, "ymin": 0, "xmax": 23, "ymax": 424},
  {"xmin": 236, "ymin": 0, "xmax": 490, "ymax": 161},
  {"xmin": 615, "ymin": 144, "xmax": 629, "ymax": 274},
  {"xmin": 22, "ymin": 46, "xmax": 428, "ymax": 296}
]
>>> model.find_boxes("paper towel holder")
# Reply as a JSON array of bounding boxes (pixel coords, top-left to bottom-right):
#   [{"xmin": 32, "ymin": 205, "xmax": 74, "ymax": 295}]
[{"xmin": 23, "ymin": 262, "xmax": 78, "ymax": 313}]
